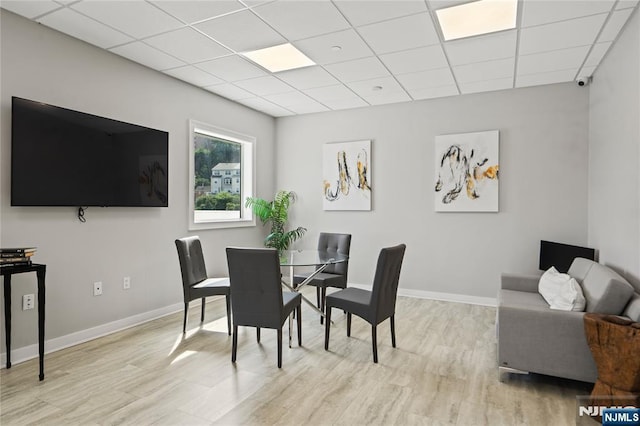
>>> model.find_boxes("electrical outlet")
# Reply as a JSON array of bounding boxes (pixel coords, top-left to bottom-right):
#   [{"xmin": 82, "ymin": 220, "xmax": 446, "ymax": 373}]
[
  {"xmin": 22, "ymin": 294, "xmax": 35, "ymax": 310},
  {"xmin": 123, "ymin": 276, "xmax": 131, "ymax": 290},
  {"xmin": 93, "ymin": 281, "xmax": 103, "ymax": 296}
]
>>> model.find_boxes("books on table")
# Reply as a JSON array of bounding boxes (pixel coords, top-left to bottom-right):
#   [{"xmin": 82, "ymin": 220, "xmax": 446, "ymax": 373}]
[{"xmin": 0, "ymin": 248, "xmax": 36, "ymax": 267}]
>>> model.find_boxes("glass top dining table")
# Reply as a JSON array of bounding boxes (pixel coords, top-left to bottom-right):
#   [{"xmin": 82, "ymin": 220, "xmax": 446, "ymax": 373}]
[
  {"xmin": 278, "ymin": 250, "xmax": 349, "ymax": 322},
  {"xmin": 278, "ymin": 250, "xmax": 349, "ymax": 268}
]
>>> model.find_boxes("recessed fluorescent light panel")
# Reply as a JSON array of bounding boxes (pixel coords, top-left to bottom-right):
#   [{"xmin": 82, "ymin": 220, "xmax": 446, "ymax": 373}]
[
  {"xmin": 436, "ymin": 0, "xmax": 517, "ymax": 41},
  {"xmin": 242, "ymin": 43, "xmax": 315, "ymax": 73}
]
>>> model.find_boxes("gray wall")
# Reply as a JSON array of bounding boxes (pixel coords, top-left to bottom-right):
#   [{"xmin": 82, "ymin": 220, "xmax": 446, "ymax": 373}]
[
  {"xmin": 0, "ymin": 11, "xmax": 275, "ymax": 353},
  {"xmin": 275, "ymin": 84, "xmax": 590, "ymax": 300},
  {"xmin": 588, "ymin": 7, "xmax": 640, "ymax": 290}
]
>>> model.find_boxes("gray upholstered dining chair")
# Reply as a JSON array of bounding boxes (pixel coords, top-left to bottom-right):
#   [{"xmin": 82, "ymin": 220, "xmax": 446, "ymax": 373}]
[
  {"xmin": 293, "ymin": 232, "xmax": 352, "ymax": 324},
  {"xmin": 175, "ymin": 236, "xmax": 231, "ymax": 335},
  {"xmin": 324, "ymin": 244, "xmax": 406, "ymax": 363},
  {"xmin": 226, "ymin": 247, "xmax": 302, "ymax": 368}
]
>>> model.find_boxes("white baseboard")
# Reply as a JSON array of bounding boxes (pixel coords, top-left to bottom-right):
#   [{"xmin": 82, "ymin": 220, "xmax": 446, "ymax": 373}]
[
  {"xmin": 0, "ymin": 301, "xmax": 184, "ymax": 368},
  {"xmin": 348, "ymin": 283, "xmax": 497, "ymax": 307},
  {"xmin": 1, "ymin": 288, "xmax": 495, "ymax": 368}
]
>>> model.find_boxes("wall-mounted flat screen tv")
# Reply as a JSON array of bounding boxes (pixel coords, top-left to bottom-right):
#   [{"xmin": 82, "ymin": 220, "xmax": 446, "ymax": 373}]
[
  {"xmin": 539, "ymin": 240, "xmax": 596, "ymax": 273},
  {"xmin": 11, "ymin": 96, "xmax": 168, "ymax": 207}
]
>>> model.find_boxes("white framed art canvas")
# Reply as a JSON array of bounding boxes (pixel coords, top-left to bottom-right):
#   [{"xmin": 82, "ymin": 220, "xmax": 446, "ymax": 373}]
[
  {"xmin": 322, "ymin": 140, "xmax": 372, "ymax": 211},
  {"xmin": 434, "ymin": 130, "xmax": 499, "ymax": 212}
]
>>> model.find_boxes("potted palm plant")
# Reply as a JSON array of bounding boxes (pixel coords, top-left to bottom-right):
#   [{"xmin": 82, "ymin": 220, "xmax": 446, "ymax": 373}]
[{"xmin": 245, "ymin": 190, "xmax": 306, "ymax": 251}]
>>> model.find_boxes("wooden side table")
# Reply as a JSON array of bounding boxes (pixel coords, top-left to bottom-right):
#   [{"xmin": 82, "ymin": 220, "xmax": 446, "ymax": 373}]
[
  {"xmin": 584, "ymin": 313, "xmax": 640, "ymax": 411},
  {"xmin": 1, "ymin": 263, "xmax": 46, "ymax": 381}
]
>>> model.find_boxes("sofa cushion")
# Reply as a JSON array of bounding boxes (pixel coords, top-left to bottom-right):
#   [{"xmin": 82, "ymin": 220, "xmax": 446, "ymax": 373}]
[
  {"xmin": 567, "ymin": 257, "xmax": 594, "ymax": 282},
  {"xmin": 580, "ymin": 263, "xmax": 634, "ymax": 315},
  {"xmin": 500, "ymin": 289, "xmax": 549, "ymax": 311},
  {"xmin": 538, "ymin": 267, "xmax": 586, "ymax": 311}
]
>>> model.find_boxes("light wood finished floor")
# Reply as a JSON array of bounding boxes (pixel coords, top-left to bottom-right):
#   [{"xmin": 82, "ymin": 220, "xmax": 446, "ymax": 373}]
[{"xmin": 1, "ymin": 294, "xmax": 592, "ymax": 425}]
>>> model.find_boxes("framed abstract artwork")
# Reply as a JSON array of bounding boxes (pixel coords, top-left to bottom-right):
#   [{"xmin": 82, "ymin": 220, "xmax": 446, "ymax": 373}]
[
  {"xmin": 322, "ymin": 140, "xmax": 372, "ymax": 211},
  {"xmin": 434, "ymin": 130, "xmax": 499, "ymax": 212}
]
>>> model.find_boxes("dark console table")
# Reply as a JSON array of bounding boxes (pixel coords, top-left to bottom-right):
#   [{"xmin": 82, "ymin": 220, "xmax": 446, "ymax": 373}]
[{"xmin": 1, "ymin": 263, "xmax": 46, "ymax": 380}]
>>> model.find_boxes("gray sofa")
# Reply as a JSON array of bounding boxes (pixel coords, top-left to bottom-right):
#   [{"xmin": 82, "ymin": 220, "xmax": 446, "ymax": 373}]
[{"xmin": 497, "ymin": 257, "xmax": 640, "ymax": 383}]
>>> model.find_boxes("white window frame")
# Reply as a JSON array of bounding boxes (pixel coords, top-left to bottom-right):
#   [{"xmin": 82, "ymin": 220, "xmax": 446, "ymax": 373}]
[{"xmin": 188, "ymin": 120, "xmax": 255, "ymax": 230}]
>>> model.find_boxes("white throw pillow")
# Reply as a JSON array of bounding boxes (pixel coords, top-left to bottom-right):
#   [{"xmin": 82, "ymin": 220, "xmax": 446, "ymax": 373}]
[{"xmin": 538, "ymin": 267, "xmax": 586, "ymax": 311}]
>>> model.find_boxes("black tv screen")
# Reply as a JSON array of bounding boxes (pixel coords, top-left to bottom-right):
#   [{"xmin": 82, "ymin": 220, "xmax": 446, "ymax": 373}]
[
  {"xmin": 539, "ymin": 240, "xmax": 596, "ymax": 273},
  {"xmin": 11, "ymin": 97, "xmax": 168, "ymax": 207}
]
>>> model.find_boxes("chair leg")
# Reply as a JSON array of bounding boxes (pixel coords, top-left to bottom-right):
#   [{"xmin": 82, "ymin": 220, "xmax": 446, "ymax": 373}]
[
  {"xmin": 231, "ymin": 325, "xmax": 238, "ymax": 363},
  {"xmin": 183, "ymin": 302, "xmax": 189, "ymax": 333},
  {"xmin": 320, "ymin": 287, "xmax": 326, "ymax": 325},
  {"xmin": 297, "ymin": 305, "xmax": 302, "ymax": 346},
  {"xmin": 324, "ymin": 307, "xmax": 332, "ymax": 350},
  {"xmin": 390, "ymin": 315, "xmax": 396, "ymax": 348},
  {"xmin": 200, "ymin": 297, "xmax": 206, "ymax": 323},
  {"xmin": 347, "ymin": 313, "xmax": 352, "ymax": 337},
  {"xmin": 225, "ymin": 295, "xmax": 231, "ymax": 336},
  {"xmin": 256, "ymin": 327, "xmax": 261, "ymax": 343},
  {"xmin": 277, "ymin": 328, "xmax": 283, "ymax": 368},
  {"xmin": 372, "ymin": 325, "xmax": 378, "ymax": 363}
]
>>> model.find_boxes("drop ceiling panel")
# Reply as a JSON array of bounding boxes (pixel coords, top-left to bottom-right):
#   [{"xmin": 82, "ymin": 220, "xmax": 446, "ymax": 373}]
[
  {"xmin": 445, "ymin": 30, "xmax": 517, "ymax": 66},
  {"xmin": 459, "ymin": 78, "xmax": 513, "ymax": 95},
  {"xmin": 1, "ymin": 1, "xmax": 60, "ymax": 19},
  {"xmin": 254, "ymin": 1, "xmax": 350, "ymax": 41},
  {"xmin": 521, "ymin": 0, "xmax": 615, "ymax": 27},
  {"xmin": 164, "ymin": 66, "xmax": 224, "ymax": 87},
  {"xmin": 598, "ymin": 8, "xmax": 635, "ymax": 42},
  {"xmin": 234, "ymin": 75, "xmax": 294, "ymax": 96},
  {"xmin": 196, "ymin": 55, "xmax": 267, "ymax": 81},
  {"xmin": 71, "ymin": 1, "xmax": 183, "ymax": 39},
  {"xmin": 379, "ymin": 45, "xmax": 448, "ymax": 74},
  {"xmin": 333, "ymin": 0, "xmax": 428, "ymax": 27},
  {"xmin": 347, "ymin": 76, "xmax": 411, "ymax": 105},
  {"xmin": 516, "ymin": 69, "xmax": 578, "ymax": 88},
  {"xmin": 294, "ymin": 29, "xmax": 374, "ymax": 65},
  {"xmin": 322, "ymin": 97, "xmax": 369, "ymax": 110},
  {"xmin": 584, "ymin": 42, "xmax": 612, "ymax": 67},
  {"xmin": 453, "ymin": 58, "xmax": 515, "ymax": 83},
  {"xmin": 518, "ymin": 46, "xmax": 590, "ymax": 75},
  {"xmin": 236, "ymin": 97, "xmax": 294, "ymax": 116},
  {"xmin": 617, "ymin": 0, "xmax": 640, "ymax": 9},
  {"xmin": 303, "ymin": 84, "xmax": 361, "ymax": 103},
  {"xmin": 357, "ymin": 13, "xmax": 439, "ymax": 55},
  {"xmin": 396, "ymin": 67, "xmax": 456, "ymax": 90},
  {"xmin": 276, "ymin": 66, "xmax": 340, "ymax": 90},
  {"xmin": 263, "ymin": 90, "xmax": 315, "ymax": 107},
  {"xmin": 204, "ymin": 83, "xmax": 255, "ymax": 100},
  {"xmin": 407, "ymin": 85, "xmax": 459, "ymax": 100},
  {"xmin": 37, "ymin": 7, "xmax": 133, "ymax": 49},
  {"xmin": 324, "ymin": 57, "xmax": 390, "ymax": 83},
  {"xmin": 261, "ymin": 92, "xmax": 329, "ymax": 113},
  {"xmin": 110, "ymin": 41, "xmax": 185, "ymax": 71},
  {"xmin": 519, "ymin": 13, "xmax": 608, "ymax": 55},
  {"xmin": 150, "ymin": 0, "xmax": 246, "ymax": 24},
  {"xmin": 195, "ymin": 9, "xmax": 285, "ymax": 52},
  {"xmin": 144, "ymin": 27, "xmax": 230, "ymax": 63}
]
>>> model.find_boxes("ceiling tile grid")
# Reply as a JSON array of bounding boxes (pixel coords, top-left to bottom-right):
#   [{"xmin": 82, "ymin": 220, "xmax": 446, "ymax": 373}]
[{"xmin": 1, "ymin": 0, "xmax": 638, "ymax": 117}]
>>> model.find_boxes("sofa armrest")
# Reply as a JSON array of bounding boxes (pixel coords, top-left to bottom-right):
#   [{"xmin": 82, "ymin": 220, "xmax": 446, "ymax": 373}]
[{"xmin": 501, "ymin": 273, "xmax": 540, "ymax": 293}]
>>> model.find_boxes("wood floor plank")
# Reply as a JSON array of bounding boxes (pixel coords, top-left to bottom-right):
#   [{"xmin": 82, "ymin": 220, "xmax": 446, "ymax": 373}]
[{"xmin": 1, "ymin": 295, "xmax": 593, "ymax": 425}]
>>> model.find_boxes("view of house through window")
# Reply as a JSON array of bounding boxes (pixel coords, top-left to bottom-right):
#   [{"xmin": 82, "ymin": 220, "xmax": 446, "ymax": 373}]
[
  {"xmin": 194, "ymin": 132, "xmax": 241, "ymax": 219},
  {"xmin": 189, "ymin": 120, "xmax": 254, "ymax": 229}
]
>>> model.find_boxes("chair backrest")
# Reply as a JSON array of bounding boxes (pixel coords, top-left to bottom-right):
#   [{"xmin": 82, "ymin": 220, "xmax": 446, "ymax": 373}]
[
  {"xmin": 175, "ymin": 236, "xmax": 207, "ymax": 295},
  {"xmin": 226, "ymin": 247, "xmax": 284, "ymax": 329},
  {"xmin": 370, "ymin": 244, "xmax": 406, "ymax": 323},
  {"xmin": 317, "ymin": 232, "xmax": 351, "ymax": 276}
]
